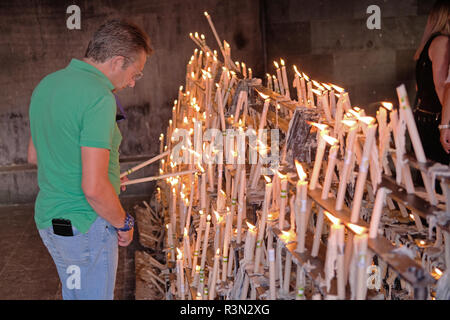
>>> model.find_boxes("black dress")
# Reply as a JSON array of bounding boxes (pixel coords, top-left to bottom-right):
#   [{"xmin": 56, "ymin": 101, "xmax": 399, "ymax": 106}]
[{"xmin": 414, "ymin": 32, "xmax": 450, "ymax": 165}]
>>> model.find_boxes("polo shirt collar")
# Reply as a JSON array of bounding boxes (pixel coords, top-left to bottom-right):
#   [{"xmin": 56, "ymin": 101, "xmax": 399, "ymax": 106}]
[{"xmin": 68, "ymin": 58, "xmax": 115, "ymax": 91}]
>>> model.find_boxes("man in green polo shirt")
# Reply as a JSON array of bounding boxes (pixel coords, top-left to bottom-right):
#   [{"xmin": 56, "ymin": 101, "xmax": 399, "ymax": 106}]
[{"xmin": 28, "ymin": 20, "xmax": 152, "ymax": 300}]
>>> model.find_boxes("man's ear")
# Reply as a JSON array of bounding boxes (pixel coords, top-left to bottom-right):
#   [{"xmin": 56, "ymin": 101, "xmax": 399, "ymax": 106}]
[{"xmin": 109, "ymin": 56, "xmax": 126, "ymax": 73}]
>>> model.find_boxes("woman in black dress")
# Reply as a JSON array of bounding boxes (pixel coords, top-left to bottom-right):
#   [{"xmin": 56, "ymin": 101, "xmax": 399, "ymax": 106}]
[{"xmin": 414, "ymin": 0, "xmax": 450, "ymax": 165}]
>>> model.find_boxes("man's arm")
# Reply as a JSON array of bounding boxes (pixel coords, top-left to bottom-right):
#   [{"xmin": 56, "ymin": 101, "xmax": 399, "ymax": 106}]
[
  {"xmin": 81, "ymin": 146, "xmax": 133, "ymax": 246},
  {"xmin": 27, "ymin": 136, "xmax": 37, "ymax": 165}
]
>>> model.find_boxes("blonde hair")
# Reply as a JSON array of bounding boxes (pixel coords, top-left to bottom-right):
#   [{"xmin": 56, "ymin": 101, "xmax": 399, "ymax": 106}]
[{"xmin": 414, "ymin": 0, "xmax": 450, "ymax": 60}]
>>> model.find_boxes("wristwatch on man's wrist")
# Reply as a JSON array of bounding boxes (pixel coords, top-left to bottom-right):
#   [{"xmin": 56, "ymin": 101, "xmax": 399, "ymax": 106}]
[
  {"xmin": 116, "ymin": 213, "xmax": 134, "ymax": 232},
  {"xmin": 438, "ymin": 124, "xmax": 450, "ymax": 130}
]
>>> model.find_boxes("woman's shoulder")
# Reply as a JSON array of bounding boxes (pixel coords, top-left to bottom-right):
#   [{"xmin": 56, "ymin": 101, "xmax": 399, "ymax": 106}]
[{"xmin": 429, "ymin": 35, "xmax": 449, "ymax": 57}]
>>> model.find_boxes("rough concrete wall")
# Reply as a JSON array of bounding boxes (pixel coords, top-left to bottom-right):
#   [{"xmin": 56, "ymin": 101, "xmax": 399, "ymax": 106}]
[
  {"xmin": 0, "ymin": 0, "xmax": 264, "ymax": 166},
  {"xmin": 263, "ymin": 0, "xmax": 434, "ymax": 109}
]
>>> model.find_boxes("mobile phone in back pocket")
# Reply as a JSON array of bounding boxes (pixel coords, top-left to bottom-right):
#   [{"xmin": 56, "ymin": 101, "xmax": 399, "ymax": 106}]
[{"xmin": 52, "ymin": 218, "xmax": 74, "ymax": 236}]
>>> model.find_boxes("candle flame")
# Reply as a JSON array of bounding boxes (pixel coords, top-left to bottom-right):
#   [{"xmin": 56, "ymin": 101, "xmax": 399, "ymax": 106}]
[
  {"xmin": 176, "ymin": 248, "xmax": 182, "ymax": 260},
  {"xmin": 216, "ymin": 248, "xmax": 220, "ymax": 255},
  {"xmin": 277, "ymin": 171, "xmax": 287, "ymax": 179},
  {"xmin": 324, "ymin": 211, "xmax": 340, "ymax": 225},
  {"xmin": 341, "ymin": 119, "xmax": 357, "ymax": 127},
  {"xmin": 308, "ymin": 121, "xmax": 328, "ymax": 132},
  {"xmin": 204, "ymin": 11, "xmax": 209, "ymax": 16},
  {"xmin": 293, "ymin": 65, "xmax": 301, "ymax": 77},
  {"xmin": 246, "ymin": 221, "xmax": 256, "ymax": 231},
  {"xmin": 359, "ymin": 116, "xmax": 375, "ymax": 125},
  {"xmin": 348, "ymin": 223, "xmax": 366, "ymax": 235},
  {"xmin": 331, "ymin": 84, "xmax": 344, "ymax": 93},
  {"xmin": 435, "ymin": 268, "xmax": 443, "ymax": 277},
  {"xmin": 302, "ymin": 73, "xmax": 310, "ymax": 81},
  {"xmin": 273, "ymin": 61, "xmax": 279, "ymax": 69},
  {"xmin": 295, "ymin": 160, "xmax": 307, "ymax": 181},
  {"xmin": 257, "ymin": 91, "xmax": 270, "ymax": 101},
  {"xmin": 381, "ymin": 102, "xmax": 393, "ymax": 111},
  {"xmin": 311, "ymin": 88, "xmax": 322, "ymax": 96},
  {"xmin": 312, "ymin": 80, "xmax": 324, "ymax": 91},
  {"xmin": 420, "ymin": 240, "xmax": 425, "ymax": 246},
  {"xmin": 264, "ymin": 175, "xmax": 272, "ymax": 183},
  {"xmin": 322, "ymin": 134, "xmax": 338, "ymax": 146},
  {"xmin": 322, "ymin": 83, "xmax": 332, "ymax": 91},
  {"xmin": 184, "ymin": 228, "xmax": 188, "ymax": 237},
  {"xmin": 280, "ymin": 58, "xmax": 285, "ymax": 66}
]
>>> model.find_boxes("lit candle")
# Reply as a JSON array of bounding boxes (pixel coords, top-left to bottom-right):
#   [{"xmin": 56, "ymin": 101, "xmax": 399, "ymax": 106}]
[
  {"xmin": 209, "ymin": 248, "xmax": 220, "ymax": 300},
  {"xmin": 303, "ymin": 73, "xmax": 313, "ymax": 107},
  {"xmin": 266, "ymin": 73, "xmax": 273, "ymax": 91},
  {"xmin": 191, "ymin": 210, "xmax": 206, "ymax": 278},
  {"xmin": 222, "ymin": 207, "xmax": 232, "ymax": 281},
  {"xmin": 176, "ymin": 248, "xmax": 185, "ymax": 300},
  {"xmin": 280, "ymin": 59, "xmax": 290, "ymax": 99},
  {"xmin": 243, "ymin": 221, "xmax": 257, "ymax": 262},
  {"xmin": 293, "ymin": 65, "xmax": 302, "ymax": 104},
  {"xmin": 351, "ymin": 118, "xmax": 377, "ymax": 223},
  {"xmin": 236, "ymin": 166, "xmax": 246, "ymax": 244},
  {"xmin": 332, "ymin": 84, "xmax": 345, "ymax": 136},
  {"xmin": 335, "ymin": 120, "xmax": 358, "ymax": 211},
  {"xmin": 324, "ymin": 211, "xmax": 338, "ymax": 293},
  {"xmin": 309, "ymin": 128, "xmax": 329, "ymax": 190},
  {"xmin": 348, "ymin": 224, "xmax": 368, "ymax": 300},
  {"xmin": 273, "ymin": 75, "xmax": 280, "ymax": 94},
  {"xmin": 199, "ymin": 214, "xmax": 211, "ymax": 295},
  {"xmin": 253, "ymin": 176, "xmax": 272, "ymax": 274},
  {"xmin": 274, "ymin": 61, "xmax": 285, "ymax": 95},
  {"xmin": 295, "ymin": 160, "xmax": 308, "ymax": 253}
]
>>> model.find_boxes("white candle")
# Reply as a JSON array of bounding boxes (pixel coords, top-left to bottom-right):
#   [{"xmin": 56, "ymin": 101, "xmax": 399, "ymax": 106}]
[
  {"xmin": 278, "ymin": 173, "xmax": 288, "ymax": 231},
  {"xmin": 253, "ymin": 178, "xmax": 272, "ymax": 273},
  {"xmin": 351, "ymin": 120, "xmax": 377, "ymax": 223},
  {"xmin": 274, "ymin": 61, "xmax": 285, "ymax": 95},
  {"xmin": 176, "ymin": 248, "xmax": 185, "ymax": 300},
  {"xmin": 237, "ymin": 166, "xmax": 246, "ymax": 244},
  {"xmin": 335, "ymin": 121, "xmax": 358, "ymax": 210},
  {"xmin": 300, "ymin": 76, "xmax": 307, "ymax": 107},
  {"xmin": 295, "ymin": 161, "xmax": 308, "ymax": 253},
  {"xmin": 199, "ymin": 214, "xmax": 211, "ymax": 294},
  {"xmin": 209, "ymin": 248, "xmax": 220, "ymax": 300},
  {"xmin": 191, "ymin": 210, "xmax": 206, "ymax": 278},
  {"xmin": 324, "ymin": 211, "xmax": 338, "ymax": 293},
  {"xmin": 321, "ymin": 141, "xmax": 339, "ymax": 200},
  {"xmin": 280, "ymin": 59, "xmax": 290, "ymax": 99},
  {"xmin": 309, "ymin": 131, "xmax": 327, "ymax": 190},
  {"xmin": 222, "ymin": 207, "xmax": 232, "ymax": 281},
  {"xmin": 268, "ymin": 248, "xmax": 276, "ymax": 299},
  {"xmin": 349, "ymin": 224, "xmax": 368, "ymax": 300},
  {"xmin": 243, "ymin": 222, "xmax": 257, "ymax": 262},
  {"xmin": 369, "ymin": 187, "xmax": 387, "ymax": 239}
]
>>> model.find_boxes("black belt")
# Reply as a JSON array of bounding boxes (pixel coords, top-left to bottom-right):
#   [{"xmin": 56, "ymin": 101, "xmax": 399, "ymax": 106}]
[{"xmin": 415, "ymin": 107, "xmax": 441, "ymax": 121}]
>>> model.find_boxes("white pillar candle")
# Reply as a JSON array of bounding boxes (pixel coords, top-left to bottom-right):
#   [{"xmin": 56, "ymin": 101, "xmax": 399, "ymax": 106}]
[
  {"xmin": 280, "ymin": 59, "xmax": 290, "ymax": 99},
  {"xmin": 268, "ymin": 248, "xmax": 276, "ymax": 299},
  {"xmin": 321, "ymin": 142, "xmax": 339, "ymax": 200},
  {"xmin": 300, "ymin": 76, "xmax": 307, "ymax": 107},
  {"xmin": 279, "ymin": 174, "xmax": 288, "ymax": 231},
  {"xmin": 351, "ymin": 121, "xmax": 377, "ymax": 223},
  {"xmin": 209, "ymin": 248, "xmax": 220, "ymax": 300},
  {"xmin": 293, "ymin": 68, "xmax": 301, "ymax": 104},
  {"xmin": 243, "ymin": 222, "xmax": 257, "ymax": 262},
  {"xmin": 336, "ymin": 222, "xmax": 345, "ymax": 299},
  {"xmin": 369, "ymin": 187, "xmax": 387, "ymax": 239},
  {"xmin": 309, "ymin": 131, "xmax": 327, "ymax": 190},
  {"xmin": 335, "ymin": 122, "xmax": 358, "ymax": 210},
  {"xmin": 176, "ymin": 248, "xmax": 185, "ymax": 300},
  {"xmin": 253, "ymin": 179, "xmax": 272, "ymax": 274},
  {"xmin": 236, "ymin": 166, "xmax": 246, "ymax": 244},
  {"xmin": 295, "ymin": 161, "xmax": 308, "ymax": 253},
  {"xmin": 191, "ymin": 210, "xmax": 206, "ymax": 278},
  {"xmin": 274, "ymin": 61, "xmax": 285, "ymax": 95},
  {"xmin": 350, "ymin": 225, "xmax": 368, "ymax": 300},
  {"xmin": 199, "ymin": 214, "xmax": 211, "ymax": 294},
  {"xmin": 222, "ymin": 207, "xmax": 232, "ymax": 281}
]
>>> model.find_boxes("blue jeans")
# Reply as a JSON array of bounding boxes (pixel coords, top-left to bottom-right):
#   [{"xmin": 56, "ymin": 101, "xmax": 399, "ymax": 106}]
[{"xmin": 38, "ymin": 216, "xmax": 118, "ymax": 300}]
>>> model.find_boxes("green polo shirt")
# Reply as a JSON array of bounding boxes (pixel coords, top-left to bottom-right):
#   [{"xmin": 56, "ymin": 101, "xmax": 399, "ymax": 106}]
[{"xmin": 29, "ymin": 59, "xmax": 122, "ymax": 233}]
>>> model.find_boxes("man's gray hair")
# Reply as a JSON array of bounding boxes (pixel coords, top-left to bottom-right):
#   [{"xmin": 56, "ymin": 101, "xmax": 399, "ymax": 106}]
[{"xmin": 85, "ymin": 19, "xmax": 152, "ymax": 68}]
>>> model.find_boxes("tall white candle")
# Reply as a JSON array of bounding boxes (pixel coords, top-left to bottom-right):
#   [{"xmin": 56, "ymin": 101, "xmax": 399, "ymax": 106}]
[
  {"xmin": 209, "ymin": 248, "xmax": 220, "ymax": 300},
  {"xmin": 295, "ymin": 161, "xmax": 308, "ymax": 253},
  {"xmin": 369, "ymin": 187, "xmax": 387, "ymax": 239},
  {"xmin": 268, "ymin": 248, "xmax": 276, "ymax": 299},
  {"xmin": 253, "ymin": 178, "xmax": 272, "ymax": 274},
  {"xmin": 351, "ymin": 120, "xmax": 377, "ymax": 223},
  {"xmin": 280, "ymin": 59, "xmax": 290, "ymax": 99},
  {"xmin": 279, "ymin": 173, "xmax": 288, "ymax": 231}
]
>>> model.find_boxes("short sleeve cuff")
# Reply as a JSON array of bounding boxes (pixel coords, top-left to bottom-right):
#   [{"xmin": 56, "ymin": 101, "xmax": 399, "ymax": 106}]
[{"xmin": 80, "ymin": 139, "xmax": 111, "ymax": 150}]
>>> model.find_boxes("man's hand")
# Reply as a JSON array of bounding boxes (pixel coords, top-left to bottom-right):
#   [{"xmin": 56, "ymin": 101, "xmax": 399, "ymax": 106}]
[
  {"xmin": 118, "ymin": 228, "xmax": 134, "ymax": 247},
  {"xmin": 440, "ymin": 128, "xmax": 450, "ymax": 154},
  {"xmin": 120, "ymin": 176, "xmax": 129, "ymax": 192}
]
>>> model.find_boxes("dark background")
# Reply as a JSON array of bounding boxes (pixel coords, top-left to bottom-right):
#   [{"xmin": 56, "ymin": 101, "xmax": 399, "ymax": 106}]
[{"xmin": 0, "ymin": 0, "xmax": 435, "ymax": 204}]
